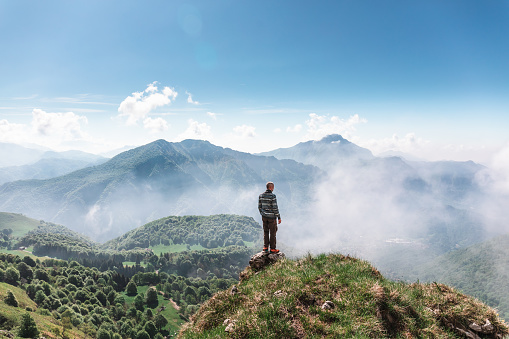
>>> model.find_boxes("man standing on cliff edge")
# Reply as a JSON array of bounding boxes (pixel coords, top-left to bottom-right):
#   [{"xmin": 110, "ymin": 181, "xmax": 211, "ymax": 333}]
[{"xmin": 258, "ymin": 181, "xmax": 282, "ymax": 254}]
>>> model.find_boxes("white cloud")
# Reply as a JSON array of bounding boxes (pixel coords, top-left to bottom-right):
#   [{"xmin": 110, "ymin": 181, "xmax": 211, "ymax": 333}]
[
  {"xmin": 186, "ymin": 91, "xmax": 200, "ymax": 105},
  {"xmin": 273, "ymin": 128, "xmax": 282, "ymax": 133},
  {"xmin": 286, "ymin": 124, "xmax": 302, "ymax": 133},
  {"xmin": 179, "ymin": 119, "xmax": 212, "ymax": 140},
  {"xmin": 207, "ymin": 112, "xmax": 218, "ymax": 120},
  {"xmin": 117, "ymin": 82, "xmax": 177, "ymax": 125},
  {"xmin": 362, "ymin": 133, "xmax": 428, "ymax": 156},
  {"xmin": 32, "ymin": 109, "xmax": 88, "ymax": 139},
  {"xmin": 143, "ymin": 117, "xmax": 169, "ymax": 134},
  {"xmin": 0, "ymin": 109, "xmax": 92, "ymax": 151},
  {"xmin": 233, "ymin": 125, "xmax": 256, "ymax": 138},
  {"xmin": 0, "ymin": 119, "xmax": 27, "ymax": 143},
  {"xmin": 305, "ymin": 113, "xmax": 367, "ymax": 140}
]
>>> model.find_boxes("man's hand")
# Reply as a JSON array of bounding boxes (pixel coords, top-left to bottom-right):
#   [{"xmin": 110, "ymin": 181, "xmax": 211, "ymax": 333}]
[{"xmin": 278, "ymin": 219, "xmax": 282, "ymax": 224}]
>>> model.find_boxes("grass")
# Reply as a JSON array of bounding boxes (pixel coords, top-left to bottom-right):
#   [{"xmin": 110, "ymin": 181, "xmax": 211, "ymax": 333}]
[
  {"xmin": 178, "ymin": 253, "xmax": 509, "ymax": 338},
  {"xmin": 0, "ymin": 212, "xmax": 41, "ymax": 238}
]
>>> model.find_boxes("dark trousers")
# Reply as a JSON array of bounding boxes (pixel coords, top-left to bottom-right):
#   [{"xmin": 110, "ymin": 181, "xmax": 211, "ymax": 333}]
[{"xmin": 262, "ymin": 217, "xmax": 278, "ymax": 249}]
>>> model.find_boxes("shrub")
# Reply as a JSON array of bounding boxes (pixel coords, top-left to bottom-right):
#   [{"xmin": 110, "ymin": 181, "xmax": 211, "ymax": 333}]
[{"xmin": 4, "ymin": 290, "xmax": 18, "ymax": 307}]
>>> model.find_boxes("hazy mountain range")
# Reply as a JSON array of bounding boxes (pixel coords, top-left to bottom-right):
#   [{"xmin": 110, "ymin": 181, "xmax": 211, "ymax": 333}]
[
  {"xmin": 0, "ymin": 134, "xmax": 504, "ymax": 261},
  {"xmin": 0, "ymin": 139, "xmax": 319, "ymax": 241}
]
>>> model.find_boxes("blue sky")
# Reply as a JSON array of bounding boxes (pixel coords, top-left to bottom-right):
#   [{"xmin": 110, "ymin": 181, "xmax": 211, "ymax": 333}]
[{"xmin": 1, "ymin": 0, "xmax": 508, "ymax": 163}]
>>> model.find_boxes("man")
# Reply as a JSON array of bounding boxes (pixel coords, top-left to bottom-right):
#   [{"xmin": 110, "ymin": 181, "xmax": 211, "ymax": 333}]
[{"xmin": 258, "ymin": 181, "xmax": 282, "ymax": 254}]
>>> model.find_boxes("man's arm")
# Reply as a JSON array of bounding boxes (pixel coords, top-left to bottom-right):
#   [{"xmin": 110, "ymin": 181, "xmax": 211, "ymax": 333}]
[{"xmin": 272, "ymin": 195, "xmax": 281, "ymax": 223}]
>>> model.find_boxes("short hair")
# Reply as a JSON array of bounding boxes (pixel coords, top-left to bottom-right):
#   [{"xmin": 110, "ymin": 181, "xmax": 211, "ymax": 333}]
[{"xmin": 266, "ymin": 181, "xmax": 274, "ymax": 189}]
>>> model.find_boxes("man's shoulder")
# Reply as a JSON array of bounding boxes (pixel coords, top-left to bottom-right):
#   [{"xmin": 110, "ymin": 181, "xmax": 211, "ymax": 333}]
[{"xmin": 260, "ymin": 192, "xmax": 276, "ymax": 198}]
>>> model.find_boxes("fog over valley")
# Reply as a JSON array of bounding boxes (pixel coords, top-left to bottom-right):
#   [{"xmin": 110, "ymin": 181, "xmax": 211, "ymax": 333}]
[{"xmin": 1, "ymin": 135, "xmax": 507, "ymax": 269}]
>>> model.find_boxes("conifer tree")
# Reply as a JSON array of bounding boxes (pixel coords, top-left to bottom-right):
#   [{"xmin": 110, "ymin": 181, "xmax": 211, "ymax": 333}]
[
  {"xmin": 4, "ymin": 290, "xmax": 18, "ymax": 307},
  {"xmin": 17, "ymin": 313, "xmax": 39, "ymax": 338},
  {"xmin": 146, "ymin": 288, "xmax": 159, "ymax": 308},
  {"xmin": 125, "ymin": 280, "xmax": 138, "ymax": 296}
]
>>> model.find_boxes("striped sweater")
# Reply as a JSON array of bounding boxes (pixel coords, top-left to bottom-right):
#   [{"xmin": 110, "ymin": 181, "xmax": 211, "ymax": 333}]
[{"xmin": 258, "ymin": 189, "xmax": 281, "ymax": 219}]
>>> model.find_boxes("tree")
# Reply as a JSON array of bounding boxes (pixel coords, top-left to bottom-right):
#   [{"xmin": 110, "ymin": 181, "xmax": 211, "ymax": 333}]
[
  {"xmin": 4, "ymin": 267, "xmax": 20, "ymax": 285},
  {"xmin": 4, "ymin": 290, "xmax": 18, "ymax": 307},
  {"xmin": 17, "ymin": 313, "xmax": 39, "ymax": 338},
  {"xmin": 136, "ymin": 330, "xmax": 150, "ymax": 339},
  {"xmin": 125, "ymin": 280, "xmax": 138, "ymax": 296},
  {"xmin": 34, "ymin": 290, "xmax": 47, "ymax": 305},
  {"xmin": 144, "ymin": 321, "xmax": 157, "ymax": 338},
  {"xmin": 146, "ymin": 288, "xmax": 159, "ymax": 308},
  {"xmin": 134, "ymin": 294, "xmax": 144, "ymax": 311},
  {"xmin": 95, "ymin": 290, "xmax": 107, "ymax": 306},
  {"xmin": 96, "ymin": 328, "xmax": 111, "ymax": 339},
  {"xmin": 154, "ymin": 314, "xmax": 168, "ymax": 331}
]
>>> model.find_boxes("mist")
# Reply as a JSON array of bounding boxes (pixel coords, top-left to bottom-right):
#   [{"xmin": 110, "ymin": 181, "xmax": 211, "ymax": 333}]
[{"xmin": 273, "ymin": 153, "xmax": 509, "ymax": 279}]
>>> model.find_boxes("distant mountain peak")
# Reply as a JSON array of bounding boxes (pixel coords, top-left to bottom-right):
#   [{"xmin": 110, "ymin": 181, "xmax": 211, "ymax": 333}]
[{"xmin": 315, "ymin": 134, "xmax": 349, "ymax": 144}]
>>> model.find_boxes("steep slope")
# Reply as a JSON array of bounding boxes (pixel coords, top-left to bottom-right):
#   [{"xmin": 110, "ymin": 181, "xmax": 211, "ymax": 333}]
[
  {"xmin": 410, "ymin": 234, "xmax": 509, "ymax": 321},
  {"xmin": 0, "ymin": 139, "xmax": 320, "ymax": 241},
  {"xmin": 179, "ymin": 253, "xmax": 508, "ymax": 338}
]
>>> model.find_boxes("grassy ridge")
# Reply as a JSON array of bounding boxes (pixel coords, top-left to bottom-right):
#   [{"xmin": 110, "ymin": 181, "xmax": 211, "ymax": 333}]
[
  {"xmin": 0, "ymin": 213, "xmax": 41, "ymax": 238},
  {"xmin": 179, "ymin": 253, "xmax": 508, "ymax": 338}
]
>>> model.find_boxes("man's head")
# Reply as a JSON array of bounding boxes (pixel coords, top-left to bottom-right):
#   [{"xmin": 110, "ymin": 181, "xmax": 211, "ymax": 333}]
[{"xmin": 266, "ymin": 181, "xmax": 274, "ymax": 191}]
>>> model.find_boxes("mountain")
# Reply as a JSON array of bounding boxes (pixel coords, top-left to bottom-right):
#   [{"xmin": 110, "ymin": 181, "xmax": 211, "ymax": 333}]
[
  {"xmin": 408, "ymin": 233, "xmax": 509, "ymax": 321},
  {"xmin": 178, "ymin": 253, "xmax": 508, "ymax": 338},
  {"xmin": 0, "ymin": 139, "xmax": 320, "ymax": 241},
  {"xmin": 0, "ymin": 143, "xmax": 45, "ymax": 167},
  {"xmin": 0, "ymin": 156, "xmax": 107, "ymax": 186},
  {"xmin": 0, "ymin": 146, "xmax": 107, "ymax": 185},
  {"xmin": 259, "ymin": 134, "xmax": 374, "ymax": 170}
]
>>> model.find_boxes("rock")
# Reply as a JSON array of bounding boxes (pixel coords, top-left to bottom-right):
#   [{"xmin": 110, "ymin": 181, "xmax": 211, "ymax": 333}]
[
  {"xmin": 482, "ymin": 319, "xmax": 495, "ymax": 333},
  {"xmin": 274, "ymin": 290, "xmax": 287, "ymax": 298},
  {"xmin": 470, "ymin": 323, "xmax": 482, "ymax": 332},
  {"xmin": 231, "ymin": 285, "xmax": 238, "ymax": 295},
  {"xmin": 321, "ymin": 301, "xmax": 335, "ymax": 310},
  {"xmin": 249, "ymin": 251, "xmax": 285, "ymax": 270},
  {"xmin": 224, "ymin": 319, "xmax": 236, "ymax": 332}
]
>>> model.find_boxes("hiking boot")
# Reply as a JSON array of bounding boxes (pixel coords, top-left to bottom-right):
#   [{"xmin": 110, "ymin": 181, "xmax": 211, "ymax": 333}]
[
  {"xmin": 270, "ymin": 249, "xmax": 280, "ymax": 254},
  {"xmin": 263, "ymin": 247, "xmax": 269, "ymax": 253}
]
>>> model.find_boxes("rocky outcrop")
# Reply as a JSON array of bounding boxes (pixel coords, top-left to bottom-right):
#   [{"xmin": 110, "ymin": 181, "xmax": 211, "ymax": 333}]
[{"xmin": 248, "ymin": 251, "xmax": 285, "ymax": 270}]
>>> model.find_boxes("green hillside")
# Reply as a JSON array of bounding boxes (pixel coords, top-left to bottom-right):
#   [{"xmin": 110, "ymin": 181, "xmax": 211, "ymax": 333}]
[
  {"xmin": 412, "ymin": 233, "xmax": 509, "ymax": 321},
  {"xmin": 0, "ymin": 212, "xmax": 41, "ymax": 238},
  {"xmin": 102, "ymin": 214, "xmax": 261, "ymax": 252},
  {"xmin": 179, "ymin": 253, "xmax": 508, "ymax": 338}
]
